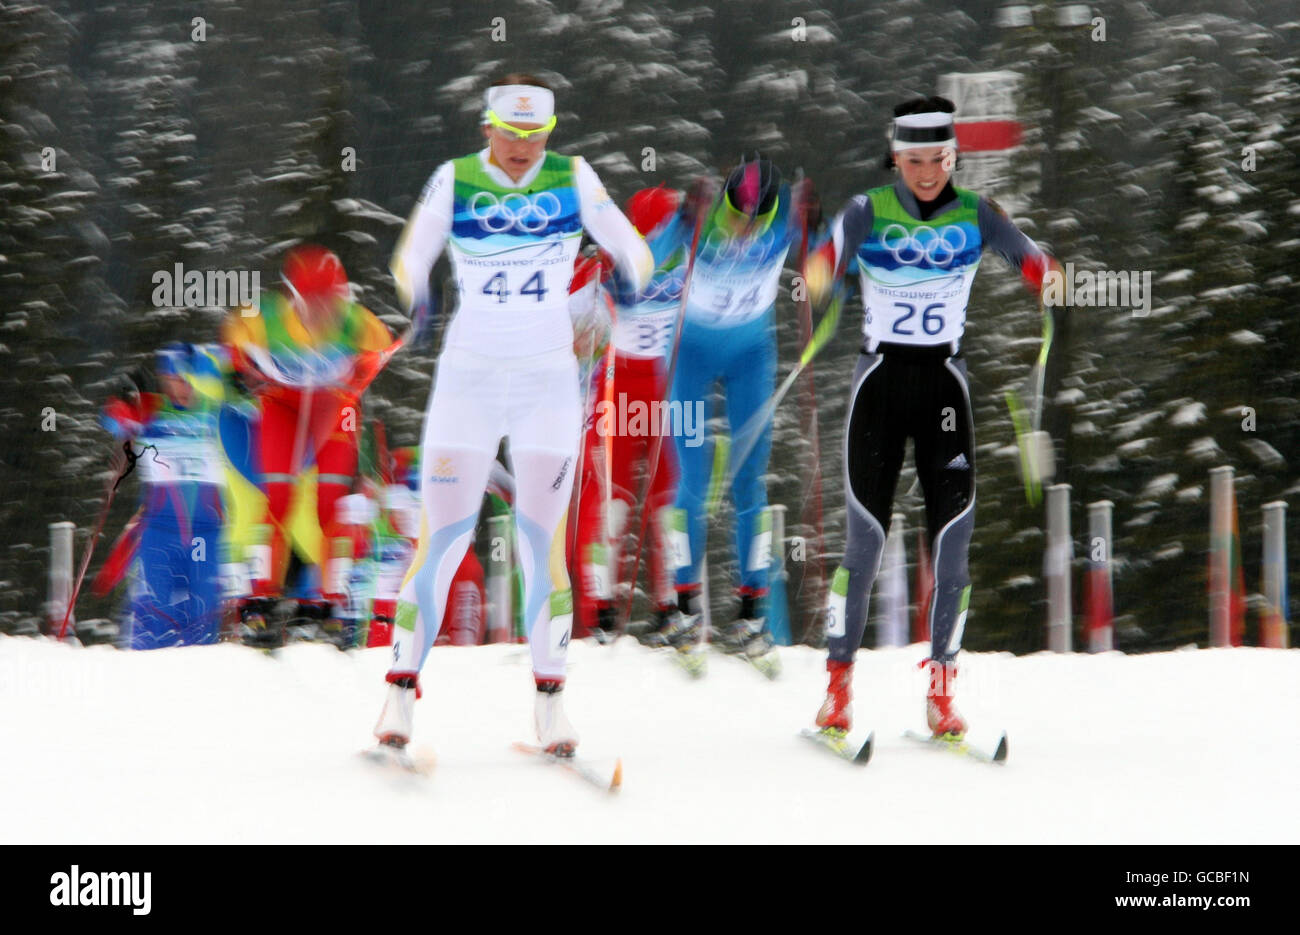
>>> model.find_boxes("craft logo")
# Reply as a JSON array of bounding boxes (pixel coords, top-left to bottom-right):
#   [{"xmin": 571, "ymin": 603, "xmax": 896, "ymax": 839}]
[
  {"xmin": 551, "ymin": 456, "xmax": 572, "ymax": 491},
  {"xmin": 429, "ymin": 457, "xmax": 458, "ymax": 484},
  {"xmin": 49, "ymin": 866, "xmax": 151, "ymax": 915}
]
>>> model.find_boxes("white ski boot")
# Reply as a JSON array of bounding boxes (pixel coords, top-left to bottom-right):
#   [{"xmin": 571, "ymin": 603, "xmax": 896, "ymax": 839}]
[
  {"xmin": 374, "ymin": 677, "xmax": 416, "ymax": 748},
  {"xmin": 534, "ymin": 679, "xmax": 578, "ymax": 757}
]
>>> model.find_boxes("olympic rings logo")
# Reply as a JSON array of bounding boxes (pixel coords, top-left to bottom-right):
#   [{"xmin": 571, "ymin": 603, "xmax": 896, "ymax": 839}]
[
  {"xmin": 468, "ymin": 190, "xmax": 563, "ymax": 234},
  {"xmin": 640, "ymin": 269, "xmax": 685, "ymax": 302},
  {"xmin": 879, "ymin": 223, "xmax": 968, "ymax": 267},
  {"xmin": 699, "ymin": 227, "xmax": 777, "ymax": 270}
]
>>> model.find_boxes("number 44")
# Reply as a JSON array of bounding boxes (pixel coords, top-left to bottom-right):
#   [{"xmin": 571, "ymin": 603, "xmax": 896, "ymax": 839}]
[{"xmin": 483, "ymin": 270, "xmax": 548, "ymax": 303}]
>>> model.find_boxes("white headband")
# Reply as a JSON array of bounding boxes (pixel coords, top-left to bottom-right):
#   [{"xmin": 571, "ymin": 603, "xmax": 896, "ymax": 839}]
[
  {"xmin": 484, "ymin": 85, "xmax": 555, "ymax": 125},
  {"xmin": 892, "ymin": 111, "xmax": 957, "ymax": 151}
]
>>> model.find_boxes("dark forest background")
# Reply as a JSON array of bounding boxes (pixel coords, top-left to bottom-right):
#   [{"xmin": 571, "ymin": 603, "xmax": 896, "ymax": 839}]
[{"xmin": 1, "ymin": 0, "xmax": 1296, "ymax": 652}]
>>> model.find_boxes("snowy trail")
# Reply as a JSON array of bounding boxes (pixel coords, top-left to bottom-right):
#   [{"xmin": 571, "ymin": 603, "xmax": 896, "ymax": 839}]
[{"xmin": 1, "ymin": 636, "xmax": 1296, "ymax": 844}]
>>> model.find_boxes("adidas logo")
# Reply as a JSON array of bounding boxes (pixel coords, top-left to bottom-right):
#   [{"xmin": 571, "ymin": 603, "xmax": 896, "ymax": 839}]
[{"xmin": 945, "ymin": 453, "xmax": 970, "ymax": 470}]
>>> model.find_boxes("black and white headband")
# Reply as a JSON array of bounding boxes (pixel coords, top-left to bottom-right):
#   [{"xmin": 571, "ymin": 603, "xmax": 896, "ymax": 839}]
[{"xmin": 892, "ymin": 111, "xmax": 957, "ymax": 151}]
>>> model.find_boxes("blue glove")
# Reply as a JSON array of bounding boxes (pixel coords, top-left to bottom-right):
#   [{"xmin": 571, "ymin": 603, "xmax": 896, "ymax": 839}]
[{"xmin": 408, "ymin": 289, "xmax": 438, "ymax": 346}]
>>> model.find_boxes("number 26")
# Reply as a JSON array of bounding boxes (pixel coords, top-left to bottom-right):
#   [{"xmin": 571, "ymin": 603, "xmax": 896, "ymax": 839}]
[{"xmin": 891, "ymin": 301, "xmax": 945, "ymax": 336}]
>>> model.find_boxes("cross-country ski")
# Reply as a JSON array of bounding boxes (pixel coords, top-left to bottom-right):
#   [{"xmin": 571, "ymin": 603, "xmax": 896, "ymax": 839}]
[{"xmin": 512, "ymin": 741, "xmax": 623, "ymax": 794}]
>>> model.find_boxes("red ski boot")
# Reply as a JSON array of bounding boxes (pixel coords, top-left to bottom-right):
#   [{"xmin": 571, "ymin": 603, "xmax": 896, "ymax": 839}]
[
  {"xmin": 922, "ymin": 658, "xmax": 967, "ymax": 738},
  {"xmin": 815, "ymin": 660, "xmax": 854, "ymax": 733}
]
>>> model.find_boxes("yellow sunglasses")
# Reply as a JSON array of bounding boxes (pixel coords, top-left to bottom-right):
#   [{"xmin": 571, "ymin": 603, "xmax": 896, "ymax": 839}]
[
  {"xmin": 486, "ymin": 110, "xmax": 557, "ymax": 141},
  {"xmin": 719, "ymin": 189, "xmax": 779, "ymax": 234}
]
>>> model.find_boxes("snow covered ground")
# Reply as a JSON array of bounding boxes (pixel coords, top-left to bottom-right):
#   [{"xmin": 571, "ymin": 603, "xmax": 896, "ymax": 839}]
[{"xmin": 2, "ymin": 635, "xmax": 1296, "ymax": 844}]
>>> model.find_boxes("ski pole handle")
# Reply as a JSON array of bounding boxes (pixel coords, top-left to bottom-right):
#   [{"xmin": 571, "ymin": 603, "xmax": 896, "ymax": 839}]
[{"xmin": 799, "ymin": 284, "xmax": 846, "ymax": 368}]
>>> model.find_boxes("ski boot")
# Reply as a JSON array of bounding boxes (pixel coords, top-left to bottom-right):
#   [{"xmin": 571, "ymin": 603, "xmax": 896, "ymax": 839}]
[
  {"xmin": 722, "ymin": 617, "xmax": 782, "ymax": 679},
  {"xmin": 642, "ymin": 609, "xmax": 701, "ymax": 650},
  {"xmin": 641, "ymin": 607, "xmax": 707, "ymax": 677},
  {"xmin": 286, "ymin": 597, "xmax": 332, "ymax": 643},
  {"xmin": 313, "ymin": 594, "xmax": 356, "ymax": 650},
  {"xmin": 715, "ymin": 617, "xmax": 750, "ymax": 654},
  {"xmin": 591, "ymin": 604, "xmax": 617, "ymax": 645},
  {"xmin": 238, "ymin": 597, "xmax": 281, "ymax": 649},
  {"xmin": 321, "ymin": 616, "xmax": 356, "ymax": 650},
  {"xmin": 629, "ymin": 604, "xmax": 677, "ymax": 646},
  {"xmin": 534, "ymin": 678, "xmax": 578, "ymax": 757},
  {"xmin": 374, "ymin": 675, "xmax": 417, "ymax": 749},
  {"xmin": 218, "ymin": 599, "xmax": 243, "ymax": 643},
  {"xmin": 661, "ymin": 590, "xmax": 705, "ymax": 650},
  {"xmin": 643, "ymin": 592, "xmax": 706, "ymax": 676},
  {"xmin": 922, "ymin": 658, "xmax": 967, "ymax": 739},
  {"xmin": 815, "ymin": 659, "xmax": 854, "ymax": 733}
]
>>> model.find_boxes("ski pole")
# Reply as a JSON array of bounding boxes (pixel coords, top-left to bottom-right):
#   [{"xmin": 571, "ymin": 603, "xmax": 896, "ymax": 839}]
[
  {"xmin": 568, "ymin": 255, "xmax": 606, "ymax": 563},
  {"xmin": 58, "ymin": 440, "xmax": 139, "ymax": 641},
  {"xmin": 1006, "ymin": 300, "xmax": 1055, "ymax": 506},
  {"xmin": 721, "ymin": 283, "xmax": 845, "ymax": 493},
  {"xmin": 790, "ymin": 173, "xmax": 828, "ymax": 629},
  {"xmin": 596, "ymin": 260, "xmax": 616, "ymax": 545}
]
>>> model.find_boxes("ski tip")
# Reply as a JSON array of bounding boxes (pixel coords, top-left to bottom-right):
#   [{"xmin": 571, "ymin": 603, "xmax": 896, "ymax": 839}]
[
  {"xmin": 610, "ymin": 758, "xmax": 623, "ymax": 793},
  {"xmin": 673, "ymin": 650, "xmax": 708, "ymax": 678},
  {"xmin": 360, "ymin": 744, "xmax": 436, "ymax": 776},
  {"xmin": 992, "ymin": 732, "xmax": 1009, "ymax": 763},
  {"xmin": 410, "ymin": 752, "xmax": 437, "ymax": 776},
  {"xmin": 854, "ymin": 731, "xmax": 875, "ymax": 765}
]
